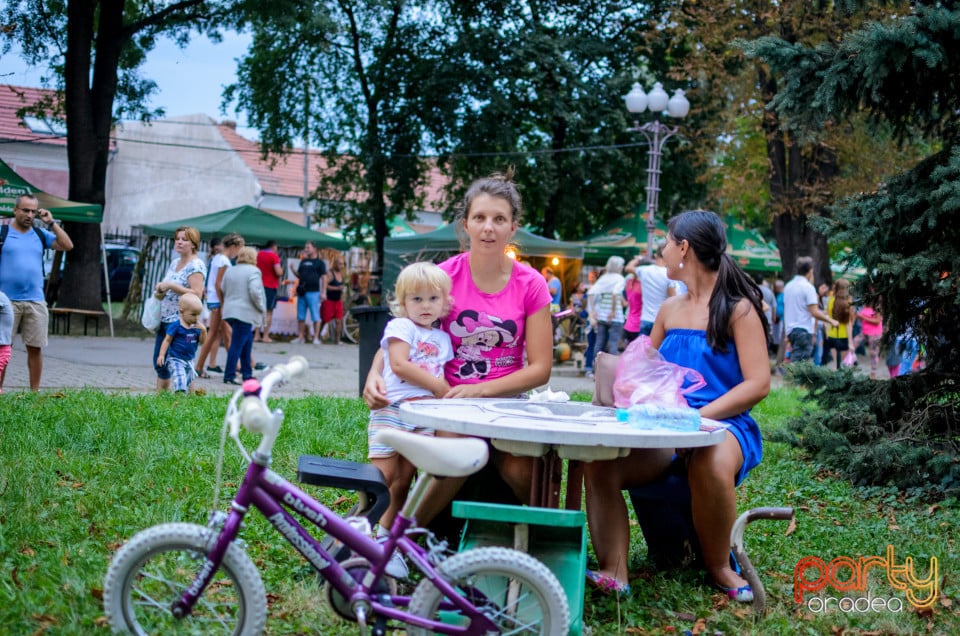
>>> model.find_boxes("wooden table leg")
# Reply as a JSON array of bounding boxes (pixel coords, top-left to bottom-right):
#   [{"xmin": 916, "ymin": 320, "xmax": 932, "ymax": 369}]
[
  {"xmin": 565, "ymin": 460, "xmax": 583, "ymax": 511},
  {"xmin": 529, "ymin": 451, "xmax": 563, "ymax": 508},
  {"xmin": 529, "ymin": 456, "xmax": 545, "ymax": 507},
  {"xmin": 545, "ymin": 451, "xmax": 562, "ymax": 508}
]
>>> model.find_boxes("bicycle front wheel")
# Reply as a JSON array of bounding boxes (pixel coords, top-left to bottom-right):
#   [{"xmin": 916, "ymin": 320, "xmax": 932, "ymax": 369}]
[
  {"xmin": 407, "ymin": 546, "xmax": 569, "ymax": 636},
  {"xmin": 104, "ymin": 522, "xmax": 266, "ymax": 635}
]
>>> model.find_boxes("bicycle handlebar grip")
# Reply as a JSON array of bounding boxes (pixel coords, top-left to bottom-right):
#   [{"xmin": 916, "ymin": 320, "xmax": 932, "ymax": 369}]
[
  {"xmin": 240, "ymin": 396, "xmax": 272, "ymax": 433},
  {"xmin": 279, "ymin": 355, "xmax": 309, "ymax": 381}
]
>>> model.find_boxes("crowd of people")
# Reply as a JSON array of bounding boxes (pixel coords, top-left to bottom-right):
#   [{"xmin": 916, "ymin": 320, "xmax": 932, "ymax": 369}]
[
  {"xmin": 562, "ymin": 250, "xmax": 915, "ymax": 382},
  {"xmin": 145, "ymin": 229, "xmax": 354, "ymax": 393}
]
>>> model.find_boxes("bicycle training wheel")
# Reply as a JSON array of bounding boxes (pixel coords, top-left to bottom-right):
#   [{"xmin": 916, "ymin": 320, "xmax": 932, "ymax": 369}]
[
  {"xmin": 407, "ymin": 546, "xmax": 569, "ymax": 636},
  {"xmin": 104, "ymin": 522, "xmax": 267, "ymax": 635}
]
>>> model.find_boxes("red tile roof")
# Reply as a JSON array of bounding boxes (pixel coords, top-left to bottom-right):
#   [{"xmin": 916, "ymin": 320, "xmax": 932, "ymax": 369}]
[
  {"xmin": 216, "ymin": 122, "xmax": 451, "ymax": 213},
  {"xmin": 0, "ymin": 84, "xmax": 66, "ymax": 146}
]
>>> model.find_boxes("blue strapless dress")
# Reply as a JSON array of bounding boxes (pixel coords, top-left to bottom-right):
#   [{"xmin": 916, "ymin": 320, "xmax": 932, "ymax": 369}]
[{"xmin": 658, "ymin": 329, "xmax": 762, "ymax": 484}]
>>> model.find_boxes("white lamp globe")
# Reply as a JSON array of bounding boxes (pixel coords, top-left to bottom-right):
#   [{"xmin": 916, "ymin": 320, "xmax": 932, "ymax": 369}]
[
  {"xmin": 668, "ymin": 89, "xmax": 690, "ymax": 118},
  {"xmin": 624, "ymin": 83, "xmax": 648, "ymax": 114},
  {"xmin": 647, "ymin": 82, "xmax": 670, "ymax": 112}
]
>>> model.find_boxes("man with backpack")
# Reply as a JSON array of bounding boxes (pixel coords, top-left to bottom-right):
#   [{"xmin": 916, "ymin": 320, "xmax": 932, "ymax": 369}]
[{"xmin": 0, "ymin": 194, "xmax": 73, "ymax": 391}]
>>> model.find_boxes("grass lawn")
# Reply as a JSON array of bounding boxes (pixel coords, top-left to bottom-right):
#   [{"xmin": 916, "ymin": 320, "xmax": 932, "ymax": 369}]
[{"xmin": 0, "ymin": 387, "xmax": 956, "ymax": 634}]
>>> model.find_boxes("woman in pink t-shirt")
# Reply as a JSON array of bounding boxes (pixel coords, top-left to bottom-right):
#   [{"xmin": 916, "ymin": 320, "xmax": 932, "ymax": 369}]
[{"xmin": 363, "ymin": 171, "xmax": 553, "ymax": 525}]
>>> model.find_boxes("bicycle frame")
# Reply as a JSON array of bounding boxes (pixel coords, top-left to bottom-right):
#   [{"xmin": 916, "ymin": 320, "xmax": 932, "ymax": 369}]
[{"xmin": 173, "ymin": 454, "xmax": 500, "ymax": 635}]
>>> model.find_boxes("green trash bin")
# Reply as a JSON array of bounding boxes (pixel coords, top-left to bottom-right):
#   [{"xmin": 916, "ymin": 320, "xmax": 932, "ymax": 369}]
[{"xmin": 452, "ymin": 501, "xmax": 586, "ymax": 636}]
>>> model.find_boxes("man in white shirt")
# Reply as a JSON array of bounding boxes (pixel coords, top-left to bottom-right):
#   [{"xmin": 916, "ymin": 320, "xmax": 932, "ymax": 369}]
[{"xmin": 783, "ymin": 256, "xmax": 838, "ymax": 362}]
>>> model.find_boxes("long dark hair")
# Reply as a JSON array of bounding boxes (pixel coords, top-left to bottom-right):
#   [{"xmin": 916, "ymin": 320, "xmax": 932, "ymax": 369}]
[{"xmin": 667, "ymin": 210, "xmax": 768, "ymax": 352}]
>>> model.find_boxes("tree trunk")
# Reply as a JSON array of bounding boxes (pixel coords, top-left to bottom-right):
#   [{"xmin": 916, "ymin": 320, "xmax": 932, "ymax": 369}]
[
  {"xmin": 58, "ymin": 0, "xmax": 125, "ymax": 311},
  {"xmin": 760, "ymin": 67, "xmax": 833, "ymax": 284}
]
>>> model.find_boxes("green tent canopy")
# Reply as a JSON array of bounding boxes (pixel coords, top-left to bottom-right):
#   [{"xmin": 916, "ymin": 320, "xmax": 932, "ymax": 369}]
[
  {"xmin": 723, "ymin": 216, "xmax": 781, "ymax": 273},
  {"xmin": 323, "ymin": 216, "xmax": 417, "ymax": 245},
  {"xmin": 579, "ymin": 206, "xmax": 669, "ymax": 265},
  {"xmin": 141, "ymin": 205, "xmax": 349, "ymax": 250},
  {"xmin": 383, "ymin": 223, "xmax": 584, "ymax": 292},
  {"xmin": 0, "ymin": 157, "xmax": 103, "ymax": 223}
]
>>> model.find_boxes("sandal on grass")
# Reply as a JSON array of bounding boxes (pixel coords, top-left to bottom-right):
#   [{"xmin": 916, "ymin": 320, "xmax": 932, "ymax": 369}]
[
  {"xmin": 713, "ymin": 581, "xmax": 754, "ymax": 603},
  {"xmin": 585, "ymin": 570, "xmax": 631, "ymax": 596}
]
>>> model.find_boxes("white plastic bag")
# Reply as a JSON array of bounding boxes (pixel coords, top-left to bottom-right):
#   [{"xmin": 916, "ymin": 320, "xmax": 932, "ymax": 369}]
[{"xmin": 141, "ymin": 296, "xmax": 161, "ymax": 331}]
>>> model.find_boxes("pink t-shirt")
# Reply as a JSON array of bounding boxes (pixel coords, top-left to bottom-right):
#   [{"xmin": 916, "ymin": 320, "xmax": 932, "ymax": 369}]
[
  {"xmin": 859, "ymin": 307, "xmax": 883, "ymax": 336},
  {"xmin": 440, "ymin": 253, "xmax": 552, "ymax": 386},
  {"xmin": 623, "ymin": 277, "xmax": 643, "ymax": 333}
]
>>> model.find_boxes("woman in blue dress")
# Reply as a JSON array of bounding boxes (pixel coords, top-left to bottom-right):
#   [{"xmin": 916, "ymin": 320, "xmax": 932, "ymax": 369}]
[{"xmin": 584, "ymin": 210, "xmax": 770, "ymax": 600}]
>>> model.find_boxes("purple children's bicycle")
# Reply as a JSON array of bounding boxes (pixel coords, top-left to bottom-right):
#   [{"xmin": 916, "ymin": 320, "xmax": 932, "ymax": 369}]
[{"xmin": 104, "ymin": 356, "xmax": 569, "ymax": 635}]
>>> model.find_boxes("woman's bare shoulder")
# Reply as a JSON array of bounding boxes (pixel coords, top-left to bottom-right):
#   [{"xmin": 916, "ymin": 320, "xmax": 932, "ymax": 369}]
[{"xmin": 658, "ymin": 294, "xmax": 686, "ymax": 318}]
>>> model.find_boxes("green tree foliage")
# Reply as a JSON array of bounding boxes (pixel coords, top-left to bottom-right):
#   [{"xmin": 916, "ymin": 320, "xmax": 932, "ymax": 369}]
[
  {"xmin": 781, "ymin": 365, "xmax": 959, "ymax": 497},
  {"xmin": 433, "ymin": 0, "xmax": 701, "ymax": 240},
  {"xmin": 651, "ymin": 0, "xmax": 912, "ymax": 280},
  {"xmin": 228, "ymin": 0, "xmax": 461, "ymax": 271},
  {"xmin": 752, "ymin": 4, "xmax": 960, "ymax": 495},
  {"xmin": 748, "ymin": 3, "xmax": 960, "ymax": 371},
  {"xmin": 1, "ymin": 0, "xmax": 228, "ymax": 310},
  {"xmin": 229, "ymin": 0, "xmax": 705, "ymax": 263}
]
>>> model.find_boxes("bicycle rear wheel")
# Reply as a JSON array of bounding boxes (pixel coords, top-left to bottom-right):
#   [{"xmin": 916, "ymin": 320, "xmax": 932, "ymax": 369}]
[
  {"xmin": 104, "ymin": 522, "xmax": 266, "ymax": 635},
  {"xmin": 407, "ymin": 546, "xmax": 569, "ymax": 636}
]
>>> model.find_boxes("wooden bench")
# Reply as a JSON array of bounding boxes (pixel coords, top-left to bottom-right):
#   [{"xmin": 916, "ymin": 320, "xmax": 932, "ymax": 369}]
[{"xmin": 49, "ymin": 308, "xmax": 107, "ymax": 336}]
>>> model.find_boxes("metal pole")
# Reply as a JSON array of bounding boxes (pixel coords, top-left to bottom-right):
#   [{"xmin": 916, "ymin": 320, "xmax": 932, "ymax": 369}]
[
  {"xmin": 636, "ymin": 118, "xmax": 679, "ymax": 259},
  {"xmin": 303, "ymin": 82, "xmax": 311, "ymax": 228}
]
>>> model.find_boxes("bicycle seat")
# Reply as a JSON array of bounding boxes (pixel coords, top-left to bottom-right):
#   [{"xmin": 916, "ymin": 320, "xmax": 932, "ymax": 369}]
[{"xmin": 375, "ymin": 430, "xmax": 489, "ymax": 477}]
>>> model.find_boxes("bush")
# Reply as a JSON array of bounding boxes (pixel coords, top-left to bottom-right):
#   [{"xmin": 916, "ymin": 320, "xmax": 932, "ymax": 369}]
[{"xmin": 784, "ymin": 364, "xmax": 960, "ymax": 497}]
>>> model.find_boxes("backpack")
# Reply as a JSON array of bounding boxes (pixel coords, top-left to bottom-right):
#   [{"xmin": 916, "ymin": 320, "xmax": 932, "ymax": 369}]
[{"xmin": 0, "ymin": 224, "xmax": 51, "ymax": 275}]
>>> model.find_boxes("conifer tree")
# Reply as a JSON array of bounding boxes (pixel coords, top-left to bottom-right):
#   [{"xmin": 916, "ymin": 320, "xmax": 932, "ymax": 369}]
[{"xmin": 745, "ymin": 3, "xmax": 960, "ymax": 372}]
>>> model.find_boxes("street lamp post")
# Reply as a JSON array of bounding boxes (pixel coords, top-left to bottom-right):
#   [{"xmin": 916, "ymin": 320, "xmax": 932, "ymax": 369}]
[{"xmin": 624, "ymin": 82, "xmax": 690, "ymax": 259}]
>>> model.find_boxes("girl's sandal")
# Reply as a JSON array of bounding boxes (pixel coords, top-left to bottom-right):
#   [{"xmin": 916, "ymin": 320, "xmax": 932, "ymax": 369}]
[
  {"xmin": 195, "ymin": 368, "xmax": 211, "ymax": 379},
  {"xmin": 585, "ymin": 570, "xmax": 631, "ymax": 596},
  {"xmin": 713, "ymin": 581, "xmax": 754, "ymax": 603}
]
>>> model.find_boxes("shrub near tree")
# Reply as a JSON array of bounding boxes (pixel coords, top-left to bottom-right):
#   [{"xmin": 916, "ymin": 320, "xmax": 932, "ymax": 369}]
[{"xmin": 747, "ymin": 4, "xmax": 960, "ymax": 497}]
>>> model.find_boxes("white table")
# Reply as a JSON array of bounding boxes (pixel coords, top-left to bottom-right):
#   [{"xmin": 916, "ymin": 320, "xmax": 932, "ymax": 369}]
[{"xmin": 400, "ymin": 398, "xmax": 728, "ymax": 509}]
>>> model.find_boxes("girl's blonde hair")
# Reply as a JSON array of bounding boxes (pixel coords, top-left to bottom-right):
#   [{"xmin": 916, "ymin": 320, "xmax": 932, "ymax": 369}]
[
  {"xmin": 236, "ymin": 246, "xmax": 257, "ymax": 265},
  {"xmin": 389, "ymin": 261, "xmax": 453, "ymax": 319}
]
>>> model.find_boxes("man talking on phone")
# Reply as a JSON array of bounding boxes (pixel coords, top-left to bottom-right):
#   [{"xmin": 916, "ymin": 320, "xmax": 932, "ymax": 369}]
[{"xmin": 0, "ymin": 194, "xmax": 73, "ymax": 391}]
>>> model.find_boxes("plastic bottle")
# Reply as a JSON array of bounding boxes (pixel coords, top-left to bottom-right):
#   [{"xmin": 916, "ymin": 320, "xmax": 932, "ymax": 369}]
[{"xmin": 615, "ymin": 403, "xmax": 701, "ymax": 431}]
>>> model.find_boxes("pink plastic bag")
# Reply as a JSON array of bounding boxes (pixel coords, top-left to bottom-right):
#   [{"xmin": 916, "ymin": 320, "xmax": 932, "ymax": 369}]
[
  {"xmin": 842, "ymin": 350, "xmax": 857, "ymax": 368},
  {"xmin": 612, "ymin": 336, "xmax": 706, "ymax": 408}
]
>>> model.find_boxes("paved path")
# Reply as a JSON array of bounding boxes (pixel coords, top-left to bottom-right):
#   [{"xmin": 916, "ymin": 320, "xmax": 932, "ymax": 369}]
[{"xmin": 1, "ymin": 335, "xmax": 597, "ymax": 398}]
